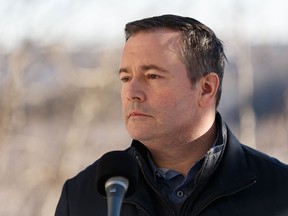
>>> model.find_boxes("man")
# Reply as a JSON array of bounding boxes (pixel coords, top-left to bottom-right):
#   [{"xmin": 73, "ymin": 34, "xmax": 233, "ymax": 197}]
[{"xmin": 55, "ymin": 14, "xmax": 288, "ymax": 216}]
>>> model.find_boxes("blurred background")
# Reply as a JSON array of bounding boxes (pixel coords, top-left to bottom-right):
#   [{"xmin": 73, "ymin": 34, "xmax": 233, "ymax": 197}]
[{"xmin": 0, "ymin": 0, "xmax": 288, "ymax": 215}]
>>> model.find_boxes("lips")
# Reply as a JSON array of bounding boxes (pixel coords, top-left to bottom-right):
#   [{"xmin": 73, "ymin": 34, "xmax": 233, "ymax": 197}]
[{"xmin": 128, "ymin": 111, "xmax": 150, "ymax": 118}]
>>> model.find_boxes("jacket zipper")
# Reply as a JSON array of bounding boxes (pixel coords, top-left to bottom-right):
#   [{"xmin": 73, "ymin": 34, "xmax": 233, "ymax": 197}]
[{"xmin": 134, "ymin": 154, "xmax": 177, "ymax": 216}]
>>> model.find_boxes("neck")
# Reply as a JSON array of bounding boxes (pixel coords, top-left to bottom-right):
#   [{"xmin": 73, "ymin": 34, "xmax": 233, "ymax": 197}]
[{"xmin": 145, "ymin": 121, "xmax": 217, "ymax": 176}]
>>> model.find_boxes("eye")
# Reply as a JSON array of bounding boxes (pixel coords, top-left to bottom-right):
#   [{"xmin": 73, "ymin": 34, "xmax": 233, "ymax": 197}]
[
  {"xmin": 147, "ymin": 74, "xmax": 161, "ymax": 79},
  {"xmin": 120, "ymin": 76, "xmax": 131, "ymax": 83}
]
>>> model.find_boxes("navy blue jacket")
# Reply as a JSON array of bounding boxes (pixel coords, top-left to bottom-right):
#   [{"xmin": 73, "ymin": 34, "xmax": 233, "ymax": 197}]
[{"xmin": 55, "ymin": 115, "xmax": 288, "ymax": 216}]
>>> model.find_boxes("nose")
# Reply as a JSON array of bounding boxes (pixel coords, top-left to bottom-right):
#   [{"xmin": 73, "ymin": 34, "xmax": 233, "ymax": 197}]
[{"xmin": 123, "ymin": 77, "xmax": 146, "ymax": 102}]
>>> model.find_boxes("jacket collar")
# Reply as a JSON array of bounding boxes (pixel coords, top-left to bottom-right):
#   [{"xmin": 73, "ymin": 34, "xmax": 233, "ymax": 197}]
[
  {"xmin": 129, "ymin": 112, "xmax": 227, "ymax": 185},
  {"xmin": 127, "ymin": 113, "xmax": 257, "ymax": 215},
  {"xmin": 188, "ymin": 115, "xmax": 257, "ymax": 215}
]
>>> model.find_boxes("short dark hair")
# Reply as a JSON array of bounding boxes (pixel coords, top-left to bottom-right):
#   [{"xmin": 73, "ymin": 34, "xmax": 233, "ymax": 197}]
[{"xmin": 124, "ymin": 14, "xmax": 226, "ymax": 107}]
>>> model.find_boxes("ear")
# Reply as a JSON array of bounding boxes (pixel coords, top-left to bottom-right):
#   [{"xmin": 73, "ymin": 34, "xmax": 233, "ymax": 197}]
[{"xmin": 198, "ymin": 72, "xmax": 219, "ymax": 107}]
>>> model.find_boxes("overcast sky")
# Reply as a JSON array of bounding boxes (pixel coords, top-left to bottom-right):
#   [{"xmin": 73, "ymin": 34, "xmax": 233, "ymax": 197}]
[{"xmin": 1, "ymin": 0, "xmax": 288, "ymax": 51}]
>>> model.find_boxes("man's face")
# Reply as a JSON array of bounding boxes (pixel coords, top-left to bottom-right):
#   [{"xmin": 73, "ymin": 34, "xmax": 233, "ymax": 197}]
[{"xmin": 119, "ymin": 29, "xmax": 202, "ymax": 145}]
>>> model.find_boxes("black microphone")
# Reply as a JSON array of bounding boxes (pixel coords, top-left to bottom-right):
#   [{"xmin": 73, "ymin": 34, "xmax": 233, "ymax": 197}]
[{"xmin": 96, "ymin": 151, "xmax": 138, "ymax": 216}]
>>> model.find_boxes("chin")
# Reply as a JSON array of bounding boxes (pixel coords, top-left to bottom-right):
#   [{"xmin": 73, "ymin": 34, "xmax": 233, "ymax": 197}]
[{"xmin": 128, "ymin": 130, "xmax": 153, "ymax": 141}]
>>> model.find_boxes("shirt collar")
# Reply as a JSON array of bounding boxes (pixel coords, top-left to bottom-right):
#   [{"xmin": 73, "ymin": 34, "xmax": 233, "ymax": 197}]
[{"xmin": 147, "ymin": 125, "xmax": 223, "ymax": 181}]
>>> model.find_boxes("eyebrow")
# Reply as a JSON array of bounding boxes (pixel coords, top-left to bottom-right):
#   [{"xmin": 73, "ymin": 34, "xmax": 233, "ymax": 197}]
[
  {"xmin": 119, "ymin": 64, "xmax": 168, "ymax": 74},
  {"xmin": 119, "ymin": 67, "xmax": 129, "ymax": 74}
]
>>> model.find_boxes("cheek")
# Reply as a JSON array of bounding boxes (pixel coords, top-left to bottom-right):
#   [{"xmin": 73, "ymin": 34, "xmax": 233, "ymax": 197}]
[
  {"xmin": 158, "ymin": 89, "xmax": 197, "ymax": 114},
  {"xmin": 120, "ymin": 92, "xmax": 127, "ymax": 115},
  {"xmin": 120, "ymin": 87, "xmax": 125, "ymax": 100},
  {"xmin": 160, "ymin": 85, "xmax": 192, "ymax": 104},
  {"xmin": 120, "ymin": 88, "xmax": 128, "ymax": 105},
  {"xmin": 152, "ymin": 92, "xmax": 180, "ymax": 114}
]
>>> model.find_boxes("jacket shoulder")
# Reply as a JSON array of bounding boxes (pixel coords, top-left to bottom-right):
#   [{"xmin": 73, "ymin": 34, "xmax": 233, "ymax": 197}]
[
  {"xmin": 68, "ymin": 160, "xmax": 98, "ymax": 183},
  {"xmin": 242, "ymin": 144, "xmax": 288, "ymax": 176}
]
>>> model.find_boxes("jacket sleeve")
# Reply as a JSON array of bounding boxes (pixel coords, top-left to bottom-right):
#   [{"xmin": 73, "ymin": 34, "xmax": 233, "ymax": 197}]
[{"xmin": 55, "ymin": 181, "xmax": 69, "ymax": 216}]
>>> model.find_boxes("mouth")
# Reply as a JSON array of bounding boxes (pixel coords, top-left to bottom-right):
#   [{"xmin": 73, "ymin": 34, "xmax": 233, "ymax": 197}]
[{"xmin": 128, "ymin": 111, "xmax": 150, "ymax": 118}]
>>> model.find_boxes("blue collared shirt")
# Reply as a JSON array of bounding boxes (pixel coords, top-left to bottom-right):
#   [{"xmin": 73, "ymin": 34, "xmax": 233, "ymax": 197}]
[{"xmin": 148, "ymin": 141, "xmax": 224, "ymax": 205}]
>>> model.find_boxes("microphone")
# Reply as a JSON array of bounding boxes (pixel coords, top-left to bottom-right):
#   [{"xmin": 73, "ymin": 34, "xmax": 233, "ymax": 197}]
[{"xmin": 96, "ymin": 151, "xmax": 138, "ymax": 216}]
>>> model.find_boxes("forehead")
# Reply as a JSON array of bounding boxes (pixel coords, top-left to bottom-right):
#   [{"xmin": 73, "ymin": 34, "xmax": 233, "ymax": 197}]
[
  {"xmin": 120, "ymin": 29, "xmax": 188, "ymax": 77},
  {"xmin": 121, "ymin": 29, "xmax": 182, "ymax": 64},
  {"xmin": 124, "ymin": 29, "xmax": 182, "ymax": 51}
]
